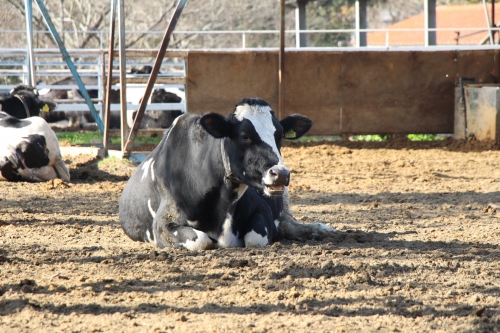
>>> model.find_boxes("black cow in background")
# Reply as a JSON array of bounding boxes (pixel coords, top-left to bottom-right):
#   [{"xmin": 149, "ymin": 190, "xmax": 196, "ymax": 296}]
[
  {"xmin": 130, "ymin": 88, "xmax": 183, "ymax": 129},
  {"xmin": 39, "ymin": 65, "xmax": 183, "ymax": 129},
  {"xmin": 0, "ymin": 85, "xmax": 58, "ymax": 119}
]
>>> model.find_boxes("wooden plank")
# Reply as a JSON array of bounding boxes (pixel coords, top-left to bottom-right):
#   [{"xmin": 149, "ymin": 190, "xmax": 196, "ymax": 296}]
[
  {"xmin": 186, "ymin": 49, "xmax": 500, "ymax": 135},
  {"xmin": 187, "ymin": 50, "xmax": 279, "ymax": 115},
  {"xmin": 340, "ymin": 51, "xmax": 457, "ymax": 134},
  {"xmin": 285, "ymin": 51, "xmax": 342, "ymax": 135}
]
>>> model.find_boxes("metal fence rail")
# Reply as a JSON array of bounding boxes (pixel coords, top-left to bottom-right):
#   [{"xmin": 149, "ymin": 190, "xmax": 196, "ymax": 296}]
[
  {"xmin": 0, "ymin": 48, "xmax": 187, "ymax": 121},
  {"xmin": 1, "ymin": 27, "xmax": 499, "ymax": 50}
]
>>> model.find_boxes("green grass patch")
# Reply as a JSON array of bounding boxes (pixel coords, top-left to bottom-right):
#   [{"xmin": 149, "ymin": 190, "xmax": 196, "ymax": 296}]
[
  {"xmin": 351, "ymin": 135, "xmax": 390, "ymax": 142},
  {"xmin": 56, "ymin": 131, "xmax": 163, "ymax": 145},
  {"xmin": 296, "ymin": 136, "xmax": 342, "ymax": 142},
  {"xmin": 407, "ymin": 134, "xmax": 445, "ymax": 141}
]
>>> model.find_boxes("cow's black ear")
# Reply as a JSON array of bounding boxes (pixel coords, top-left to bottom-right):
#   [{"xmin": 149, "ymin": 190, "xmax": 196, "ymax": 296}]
[
  {"xmin": 280, "ymin": 114, "xmax": 312, "ymax": 140},
  {"xmin": 200, "ymin": 113, "xmax": 232, "ymax": 138}
]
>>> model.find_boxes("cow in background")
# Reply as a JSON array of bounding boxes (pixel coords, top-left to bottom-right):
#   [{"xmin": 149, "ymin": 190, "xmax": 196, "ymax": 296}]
[
  {"xmin": 39, "ymin": 68, "xmax": 184, "ymax": 129},
  {"xmin": 0, "ymin": 111, "xmax": 70, "ymax": 182},
  {"xmin": 129, "ymin": 88, "xmax": 183, "ymax": 129},
  {"xmin": 0, "ymin": 85, "xmax": 58, "ymax": 119}
]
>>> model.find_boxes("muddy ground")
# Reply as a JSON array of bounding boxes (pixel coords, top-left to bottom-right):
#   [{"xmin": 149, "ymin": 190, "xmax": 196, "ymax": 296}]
[{"xmin": 1, "ymin": 139, "xmax": 500, "ymax": 333}]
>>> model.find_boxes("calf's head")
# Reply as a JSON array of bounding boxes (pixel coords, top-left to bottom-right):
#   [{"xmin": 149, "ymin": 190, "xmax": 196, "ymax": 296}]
[
  {"xmin": 9, "ymin": 85, "xmax": 58, "ymax": 117},
  {"xmin": 200, "ymin": 97, "xmax": 311, "ymax": 196}
]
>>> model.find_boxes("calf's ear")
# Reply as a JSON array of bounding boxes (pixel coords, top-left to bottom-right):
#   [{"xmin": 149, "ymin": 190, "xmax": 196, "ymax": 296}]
[
  {"xmin": 280, "ymin": 114, "xmax": 312, "ymax": 140},
  {"xmin": 200, "ymin": 113, "xmax": 232, "ymax": 138}
]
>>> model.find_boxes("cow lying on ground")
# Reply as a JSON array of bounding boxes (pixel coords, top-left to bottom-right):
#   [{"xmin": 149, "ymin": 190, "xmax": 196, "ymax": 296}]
[
  {"xmin": 0, "ymin": 111, "xmax": 70, "ymax": 182},
  {"xmin": 119, "ymin": 97, "xmax": 335, "ymax": 250},
  {"xmin": 129, "ymin": 88, "xmax": 183, "ymax": 129},
  {"xmin": 0, "ymin": 85, "xmax": 58, "ymax": 119},
  {"xmin": 44, "ymin": 87, "xmax": 183, "ymax": 129}
]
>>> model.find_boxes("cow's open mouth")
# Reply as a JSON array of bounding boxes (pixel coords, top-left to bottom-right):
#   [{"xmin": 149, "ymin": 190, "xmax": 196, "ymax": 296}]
[{"xmin": 264, "ymin": 184, "xmax": 285, "ymax": 196}]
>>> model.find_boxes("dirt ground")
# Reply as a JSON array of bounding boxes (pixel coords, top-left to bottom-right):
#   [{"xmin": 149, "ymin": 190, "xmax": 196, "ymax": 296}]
[{"xmin": 1, "ymin": 138, "xmax": 500, "ymax": 333}]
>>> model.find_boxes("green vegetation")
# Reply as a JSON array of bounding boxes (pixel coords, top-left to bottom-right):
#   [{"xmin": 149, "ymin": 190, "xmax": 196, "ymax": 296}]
[
  {"xmin": 56, "ymin": 132, "xmax": 445, "ymax": 146},
  {"xmin": 407, "ymin": 134, "xmax": 445, "ymax": 141},
  {"xmin": 56, "ymin": 131, "xmax": 163, "ymax": 145},
  {"xmin": 296, "ymin": 134, "xmax": 446, "ymax": 142},
  {"xmin": 296, "ymin": 136, "xmax": 343, "ymax": 142},
  {"xmin": 351, "ymin": 134, "xmax": 390, "ymax": 142}
]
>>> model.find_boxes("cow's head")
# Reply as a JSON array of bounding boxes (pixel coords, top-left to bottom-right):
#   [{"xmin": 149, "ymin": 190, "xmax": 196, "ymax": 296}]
[
  {"xmin": 200, "ymin": 97, "xmax": 311, "ymax": 196},
  {"xmin": 10, "ymin": 84, "xmax": 58, "ymax": 117}
]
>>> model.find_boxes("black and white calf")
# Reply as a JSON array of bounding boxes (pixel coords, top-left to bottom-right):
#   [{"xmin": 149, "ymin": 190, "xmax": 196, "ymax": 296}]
[
  {"xmin": 0, "ymin": 112, "xmax": 70, "ymax": 182},
  {"xmin": 120, "ymin": 97, "xmax": 334, "ymax": 250},
  {"xmin": 0, "ymin": 85, "xmax": 57, "ymax": 119}
]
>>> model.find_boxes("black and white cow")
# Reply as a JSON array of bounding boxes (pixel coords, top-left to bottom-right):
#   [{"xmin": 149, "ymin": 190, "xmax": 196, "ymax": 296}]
[
  {"xmin": 119, "ymin": 97, "xmax": 335, "ymax": 250},
  {"xmin": 130, "ymin": 88, "xmax": 183, "ymax": 129},
  {"xmin": 0, "ymin": 85, "xmax": 58, "ymax": 119},
  {"xmin": 0, "ymin": 111, "xmax": 70, "ymax": 182}
]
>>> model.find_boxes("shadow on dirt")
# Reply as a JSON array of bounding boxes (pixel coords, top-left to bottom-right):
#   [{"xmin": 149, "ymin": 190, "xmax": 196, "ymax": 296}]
[
  {"xmin": 67, "ymin": 156, "xmax": 137, "ymax": 183},
  {"xmin": 291, "ymin": 190, "xmax": 500, "ymax": 208},
  {"xmin": 286, "ymin": 138, "xmax": 500, "ymax": 152},
  {"xmin": 0, "ymin": 283, "xmax": 498, "ymax": 327}
]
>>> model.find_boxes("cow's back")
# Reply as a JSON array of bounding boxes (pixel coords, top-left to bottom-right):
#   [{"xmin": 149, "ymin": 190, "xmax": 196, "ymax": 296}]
[{"xmin": 119, "ymin": 137, "xmax": 167, "ymax": 242}]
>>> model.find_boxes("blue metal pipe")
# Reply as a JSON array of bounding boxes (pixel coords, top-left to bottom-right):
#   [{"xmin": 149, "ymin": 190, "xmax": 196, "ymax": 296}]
[{"xmin": 33, "ymin": 0, "xmax": 104, "ymax": 133}]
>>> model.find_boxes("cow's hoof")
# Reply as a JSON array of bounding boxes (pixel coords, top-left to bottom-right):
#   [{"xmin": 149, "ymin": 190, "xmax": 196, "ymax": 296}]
[
  {"xmin": 181, "ymin": 230, "xmax": 216, "ymax": 251},
  {"xmin": 310, "ymin": 222, "xmax": 337, "ymax": 240},
  {"xmin": 244, "ymin": 231, "xmax": 269, "ymax": 247}
]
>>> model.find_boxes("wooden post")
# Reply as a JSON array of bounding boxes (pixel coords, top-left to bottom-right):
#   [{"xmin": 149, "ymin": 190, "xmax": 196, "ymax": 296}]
[
  {"xmin": 124, "ymin": 0, "xmax": 188, "ymax": 156},
  {"xmin": 279, "ymin": 0, "xmax": 285, "ymax": 120},
  {"xmin": 118, "ymin": 0, "xmax": 127, "ymax": 154},
  {"xmin": 103, "ymin": 0, "xmax": 117, "ymax": 156}
]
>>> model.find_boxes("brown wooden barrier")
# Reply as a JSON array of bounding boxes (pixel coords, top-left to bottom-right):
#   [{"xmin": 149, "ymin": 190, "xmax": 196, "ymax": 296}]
[{"xmin": 187, "ymin": 49, "xmax": 500, "ymax": 135}]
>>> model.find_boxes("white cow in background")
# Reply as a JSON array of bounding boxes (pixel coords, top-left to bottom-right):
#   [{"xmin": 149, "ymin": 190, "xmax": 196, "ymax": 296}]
[{"xmin": 0, "ymin": 111, "xmax": 70, "ymax": 182}]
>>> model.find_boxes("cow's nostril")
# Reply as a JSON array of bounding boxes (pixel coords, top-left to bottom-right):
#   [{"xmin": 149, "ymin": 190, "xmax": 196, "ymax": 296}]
[{"xmin": 267, "ymin": 165, "xmax": 290, "ymax": 186}]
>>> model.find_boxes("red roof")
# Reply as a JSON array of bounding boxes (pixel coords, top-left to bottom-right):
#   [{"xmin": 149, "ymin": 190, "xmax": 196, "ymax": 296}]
[{"xmin": 367, "ymin": 4, "xmax": 500, "ymax": 46}]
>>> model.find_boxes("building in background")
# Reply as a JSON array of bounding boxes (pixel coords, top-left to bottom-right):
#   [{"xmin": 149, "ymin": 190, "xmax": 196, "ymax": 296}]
[{"xmin": 368, "ymin": 4, "xmax": 500, "ymax": 46}]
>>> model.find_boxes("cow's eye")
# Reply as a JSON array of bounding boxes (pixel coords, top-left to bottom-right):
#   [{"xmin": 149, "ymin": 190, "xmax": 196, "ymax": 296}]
[{"xmin": 240, "ymin": 133, "xmax": 251, "ymax": 143}]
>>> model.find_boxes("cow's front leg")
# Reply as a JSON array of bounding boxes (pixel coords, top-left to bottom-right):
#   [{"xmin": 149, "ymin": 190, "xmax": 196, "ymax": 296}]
[
  {"xmin": 231, "ymin": 196, "xmax": 278, "ymax": 248},
  {"xmin": 152, "ymin": 200, "xmax": 216, "ymax": 251},
  {"xmin": 242, "ymin": 213, "xmax": 277, "ymax": 248},
  {"xmin": 278, "ymin": 188, "xmax": 336, "ymax": 241}
]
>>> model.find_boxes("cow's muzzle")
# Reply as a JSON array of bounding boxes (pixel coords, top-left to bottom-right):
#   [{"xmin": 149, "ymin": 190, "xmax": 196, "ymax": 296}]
[{"xmin": 263, "ymin": 165, "xmax": 290, "ymax": 196}]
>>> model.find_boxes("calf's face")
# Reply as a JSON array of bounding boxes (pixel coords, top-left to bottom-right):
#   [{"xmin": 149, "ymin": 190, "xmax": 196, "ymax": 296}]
[
  {"xmin": 10, "ymin": 85, "xmax": 58, "ymax": 117},
  {"xmin": 200, "ymin": 98, "xmax": 312, "ymax": 196}
]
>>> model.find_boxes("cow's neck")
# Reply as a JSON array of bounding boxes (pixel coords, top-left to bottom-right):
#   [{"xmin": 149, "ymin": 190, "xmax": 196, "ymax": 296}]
[
  {"xmin": 161, "ymin": 130, "xmax": 243, "ymax": 225},
  {"xmin": 13, "ymin": 95, "xmax": 31, "ymax": 118},
  {"xmin": 220, "ymin": 139, "xmax": 245, "ymax": 185}
]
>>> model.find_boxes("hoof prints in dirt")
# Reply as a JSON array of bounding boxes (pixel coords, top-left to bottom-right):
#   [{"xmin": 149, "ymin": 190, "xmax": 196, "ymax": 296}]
[{"xmin": 1, "ymin": 144, "xmax": 500, "ymax": 332}]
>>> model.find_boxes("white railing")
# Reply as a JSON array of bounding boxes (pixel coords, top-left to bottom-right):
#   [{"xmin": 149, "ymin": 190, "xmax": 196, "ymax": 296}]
[
  {"xmin": 1, "ymin": 27, "xmax": 499, "ymax": 50},
  {"xmin": 0, "ymin": 49, "xmax": 187, "ymax": 123}
]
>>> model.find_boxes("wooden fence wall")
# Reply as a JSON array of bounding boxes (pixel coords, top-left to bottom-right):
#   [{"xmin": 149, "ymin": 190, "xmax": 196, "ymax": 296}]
[{"xmin": 187, "ymin": 49, "xmax": 500, "ymax": 135}]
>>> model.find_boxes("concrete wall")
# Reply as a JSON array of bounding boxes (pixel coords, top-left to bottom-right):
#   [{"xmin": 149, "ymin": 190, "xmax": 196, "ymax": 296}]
[{"xmin": 187, "ymin": 49, "xmax": 500, "ymax": 136}]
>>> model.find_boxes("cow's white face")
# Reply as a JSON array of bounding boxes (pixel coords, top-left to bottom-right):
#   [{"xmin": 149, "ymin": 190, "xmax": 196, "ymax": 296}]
[
  {"xmin": 200, "ymin": 98, "xmax": 312, "ymax": 197},
  {"xmin": 233, "ymin": 102, "xmax": 287, "ymax": 196}
]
